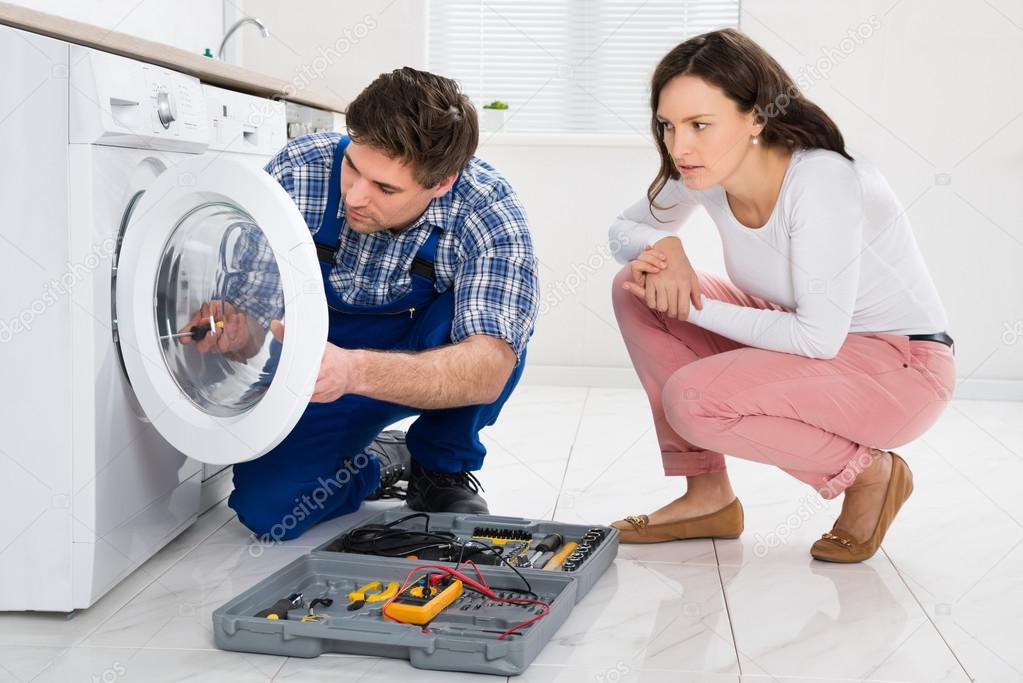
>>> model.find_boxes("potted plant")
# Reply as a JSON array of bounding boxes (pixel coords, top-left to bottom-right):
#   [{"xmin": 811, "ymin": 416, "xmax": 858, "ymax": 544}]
[{"xmin": 481, "ymin": 100, "xmax": 509, "ymax": 132}]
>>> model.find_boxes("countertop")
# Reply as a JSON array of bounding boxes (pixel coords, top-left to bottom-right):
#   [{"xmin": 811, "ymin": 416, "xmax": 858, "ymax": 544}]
[{"xmin": 0, "ymin": 1, "xmax": 347, "ymax": 113}]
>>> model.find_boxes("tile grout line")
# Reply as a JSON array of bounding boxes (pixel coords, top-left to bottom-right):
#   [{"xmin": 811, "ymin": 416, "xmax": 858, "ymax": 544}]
[
  {"xmin": 712, "ymin": 538, "xmax": 744, "ymax": 679},
  {"xmin": 267, "ymin": 651, "xmax": 289, "ymax": 682},
  {"xmin": 880, "ymin": 547, "xmax": 975, "ymax": 682},
  {"xmin": 550, "ymin": 386, "xmax": 592, "ymax": 518},
  {"xmin": 25, "ymin": 646, "xmax": 69, "ymax": 683}
]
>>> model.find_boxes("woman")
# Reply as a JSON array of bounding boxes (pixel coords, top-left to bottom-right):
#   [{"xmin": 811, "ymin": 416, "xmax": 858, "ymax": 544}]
[{"xmin": 608, "ymin": 29, "xmax": 955, "ymax": 563}]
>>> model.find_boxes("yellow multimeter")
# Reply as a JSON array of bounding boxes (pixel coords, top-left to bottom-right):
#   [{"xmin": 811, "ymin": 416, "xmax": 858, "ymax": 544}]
[{"xmin": 383, "ymin": 576, "xmax": 463, "ymax": 625}]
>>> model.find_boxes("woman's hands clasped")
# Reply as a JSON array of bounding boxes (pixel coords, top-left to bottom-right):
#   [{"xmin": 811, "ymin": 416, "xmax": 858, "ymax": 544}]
[{"xmin": 621, "ymin": 237, "xmax": 704, "ymax": 321}]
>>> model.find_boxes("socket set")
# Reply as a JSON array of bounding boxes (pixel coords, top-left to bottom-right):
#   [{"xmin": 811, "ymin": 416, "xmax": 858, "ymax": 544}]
[{"xmin": 560, "ymin": 527, "xmax": 609, "ymax": 572}]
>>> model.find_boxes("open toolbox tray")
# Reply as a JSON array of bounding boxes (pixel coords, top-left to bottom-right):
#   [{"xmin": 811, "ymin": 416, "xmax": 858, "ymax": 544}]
[
  {"xmin": 212, "ymin": 511, "xmax": 618, "ymax": 675},
  {"xmin": 313, "ymin": 510, "xmax": 619, "ymax": 603}
]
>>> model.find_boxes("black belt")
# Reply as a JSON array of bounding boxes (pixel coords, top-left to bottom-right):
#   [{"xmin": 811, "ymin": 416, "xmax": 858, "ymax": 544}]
[{"xmin": 907, "ymin": 331, "xmax": 954, "ymax": 350}]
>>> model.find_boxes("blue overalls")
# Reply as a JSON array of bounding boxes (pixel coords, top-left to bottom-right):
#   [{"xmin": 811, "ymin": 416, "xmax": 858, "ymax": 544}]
[{"xmin": 228, "ymin": 135, "xmax": 526, "ymax": 541}]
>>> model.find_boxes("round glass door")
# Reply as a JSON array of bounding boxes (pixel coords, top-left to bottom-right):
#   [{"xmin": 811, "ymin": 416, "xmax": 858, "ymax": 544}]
[
  {"xmin": 155, "ymin": 203, "xmax": 284, "ymax": 417},
  {"xmin": 116, "ymin": 156, "xmax": 326, "ymax": 466}
]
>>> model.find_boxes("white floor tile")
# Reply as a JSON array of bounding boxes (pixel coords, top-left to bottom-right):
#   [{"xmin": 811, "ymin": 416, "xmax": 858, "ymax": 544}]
[
  {"xmin": 532, "ymin": 559, "xmax": 739, "ymax": 675},
  {"xmin": 523, "ymin": 665, "xmax": 738, "ymax": 683},
  {"xmin": 273, "ymin": 653, "xmax": 498, "ymax": 681},
  {"xmin": 559, "ymin": 387, "xmax": 664, "ymax": 494},
  {"xmin": 557, "ymin": 388, "xmax": 720, "ymax": 564},
  {"xmin": 478, "ymin": 385, "xmax": 588, "ymax": 520},
  {"xmin": 882, "ymin": 422, "xmax": 1023, "ymax": 682},
  {"xmin": 739, "ymin": 677, "xmax": 925, "ymax": 683},
  {"xmin": 31, "ymin": 646, "xmax": 284, "ymax": 682},
  {"xmin": 919, "ymin": 399, "xmax": 1023, "ymax": 521},
  {"xmin": 721, "ymin": 560, "xmax": 968, "ymax": 682},
  {"xmin": 0, "ymin": 646, "xmax": 68, "ymax": 682},
  {"xmin": 80, "ymin": 543, "xmax": 309, "ymax": 650},
  {"xmin": 5, "ymin": 389, "xmax": 1016, "ymax": 681}
]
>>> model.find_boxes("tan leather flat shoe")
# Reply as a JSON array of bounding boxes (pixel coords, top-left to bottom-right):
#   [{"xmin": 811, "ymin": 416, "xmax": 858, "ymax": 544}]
[
  {"xmin": 611, "ymin": 498, "xmax": 744, "ymax": 544},
  {"xmin": 811, "ymin": 451, "xmax": 913, "ymax": 563}
]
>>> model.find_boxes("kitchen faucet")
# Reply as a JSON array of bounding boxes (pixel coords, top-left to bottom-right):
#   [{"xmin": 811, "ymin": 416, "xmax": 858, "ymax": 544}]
[{"xmin": 218, "ymin": 16, "xmax": 270, "ymax": 61}]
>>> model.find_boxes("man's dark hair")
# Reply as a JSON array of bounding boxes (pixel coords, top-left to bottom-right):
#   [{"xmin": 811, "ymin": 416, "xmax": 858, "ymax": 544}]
[{"xmin": 344, "ymin": 67, "xmax": 479, "ymax": 188}]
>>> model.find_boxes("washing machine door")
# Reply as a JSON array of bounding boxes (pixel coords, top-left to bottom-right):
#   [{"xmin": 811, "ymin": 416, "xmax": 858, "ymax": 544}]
[{"xmin": 115, "ymin": 155, "xmax": 327, "ymax": 465}]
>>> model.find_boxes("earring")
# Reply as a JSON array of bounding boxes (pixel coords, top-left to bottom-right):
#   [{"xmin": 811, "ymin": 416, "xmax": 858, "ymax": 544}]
[{"xmin": 751, "ymin": 135, "xmax": 760, "ymax": 145}]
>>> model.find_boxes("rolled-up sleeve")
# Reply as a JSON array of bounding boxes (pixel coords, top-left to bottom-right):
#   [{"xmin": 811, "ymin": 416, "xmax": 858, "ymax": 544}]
[{"xmin": 451, "ymin": 193, "xmax": 539, "ymax": 364}]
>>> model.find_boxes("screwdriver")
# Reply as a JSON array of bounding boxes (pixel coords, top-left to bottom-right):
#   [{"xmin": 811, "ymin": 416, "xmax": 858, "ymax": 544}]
[
  {"xmin": 527, "ymin": 533, "xmax": 563, "ymax": 567},
  {"xmin": 254, "ymin": 592, "xmax": 303, "ymax": 620},
  {"xmin": 160, "ymin": 319, "xmax": 225, "ymax": 341}
]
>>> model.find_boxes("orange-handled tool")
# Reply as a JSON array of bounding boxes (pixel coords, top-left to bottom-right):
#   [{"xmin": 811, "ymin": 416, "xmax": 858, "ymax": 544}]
[{"xmin": 542, "ymin": 541, "xmax": 577, "ymax": 570}]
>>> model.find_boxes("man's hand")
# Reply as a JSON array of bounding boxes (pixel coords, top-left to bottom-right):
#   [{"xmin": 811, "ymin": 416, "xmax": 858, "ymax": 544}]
[
  {"xmin": 312, "ymin": 342, "xmax": 354, "ymax": 403},
  {"xmin": 271, "ymin": 321, "xmax": 352, "ymax": 403},
  {"xmin": 621, "ymin": 237, "xmax": 703, "ymax": 320},
  {"xmin": 179, "ymin": 300, "xmax": 264, "ymax": 360}
]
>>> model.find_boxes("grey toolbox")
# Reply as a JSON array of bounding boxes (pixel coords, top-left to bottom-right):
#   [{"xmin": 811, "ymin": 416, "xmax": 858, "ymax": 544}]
[{"xmin": 212, "ymin": 510, "xmax": 618, "ymax": 675}]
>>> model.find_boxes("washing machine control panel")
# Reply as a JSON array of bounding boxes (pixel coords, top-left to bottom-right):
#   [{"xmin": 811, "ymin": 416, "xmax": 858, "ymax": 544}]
[{"xmin": 69, "ymin": 46, "xmax": 209, "ymax": 151}]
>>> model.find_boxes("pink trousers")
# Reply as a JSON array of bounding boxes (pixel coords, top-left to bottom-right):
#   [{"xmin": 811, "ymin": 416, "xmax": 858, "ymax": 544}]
[{"xmin": 612, "ymin": 265, "xmax": 956, "ymax": 499}]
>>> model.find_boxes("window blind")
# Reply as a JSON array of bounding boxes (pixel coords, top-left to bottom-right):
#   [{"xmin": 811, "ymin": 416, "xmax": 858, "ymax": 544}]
[{"xmin": 428, "ymin": 1, "xmax": 741, "ymax": 134}]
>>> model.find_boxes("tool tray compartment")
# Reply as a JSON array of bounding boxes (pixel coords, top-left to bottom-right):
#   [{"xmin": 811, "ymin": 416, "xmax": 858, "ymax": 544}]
[
  {"xmin": 212, "ymin": 554, "xmax": 577, "ymax": 675},
  {"xmin": 314, "ymin": 510, "xmax": 618, "ymax": 603},
  {"xmin": 212, "ymin": 511, "xmax": 617, "ymax": 675}
]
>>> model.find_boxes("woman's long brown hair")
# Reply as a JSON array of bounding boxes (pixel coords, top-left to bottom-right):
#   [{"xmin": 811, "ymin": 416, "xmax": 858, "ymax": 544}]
[{"xmin": 648, "ymin": 28, "xmax": 853, "ymax": 211}]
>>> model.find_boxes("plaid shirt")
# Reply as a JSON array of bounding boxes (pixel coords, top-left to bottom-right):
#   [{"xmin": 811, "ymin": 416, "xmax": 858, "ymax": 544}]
[{"xmin": 226, "ymin": 132, "xmax": 539, "ymax": 360}]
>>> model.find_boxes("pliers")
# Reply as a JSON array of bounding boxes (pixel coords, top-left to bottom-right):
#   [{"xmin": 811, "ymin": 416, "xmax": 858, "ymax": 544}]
[{"xmin": 346, "ymin": 580, "xmax": 400, "ymax": 611}]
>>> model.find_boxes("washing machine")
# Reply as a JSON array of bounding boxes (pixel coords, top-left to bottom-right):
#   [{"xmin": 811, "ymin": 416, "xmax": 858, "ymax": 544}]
[{"xmin": 0, "ymin": 27, "xmax": 327, "ymax": 611}]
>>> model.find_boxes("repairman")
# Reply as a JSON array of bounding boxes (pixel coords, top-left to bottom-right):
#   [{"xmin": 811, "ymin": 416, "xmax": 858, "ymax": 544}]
[{"xmin": 181, "ymin": 67, "xmax": 539, "ymax": 541}]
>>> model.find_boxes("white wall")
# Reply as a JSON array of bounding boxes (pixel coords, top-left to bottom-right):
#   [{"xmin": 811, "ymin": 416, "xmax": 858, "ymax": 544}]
[
  {"xmin": 235, "ymin": 0, "xmax": 1021, "ymax": 397},
  {"xmin": 237, "ymin": 0, "xmax": 426, "ymax": 104},
  {"xmin": 5, "ymin": 0, "xmax": 227, "ymax": 56}
]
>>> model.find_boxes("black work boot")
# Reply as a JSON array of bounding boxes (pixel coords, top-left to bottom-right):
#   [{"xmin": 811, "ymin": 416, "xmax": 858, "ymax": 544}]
[
  {"xmin": 405, "ymin": 460, "xmax": 489, "ymax": 514},
  {"xmin": 363, "ymin": 430, "xmax": 412, "ymax": 501}
]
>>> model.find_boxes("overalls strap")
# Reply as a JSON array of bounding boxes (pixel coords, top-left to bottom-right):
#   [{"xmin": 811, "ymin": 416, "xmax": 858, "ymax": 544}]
[{"xmin": 314, "ymin": 134, "xmax": 351, "ymax": 264}]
